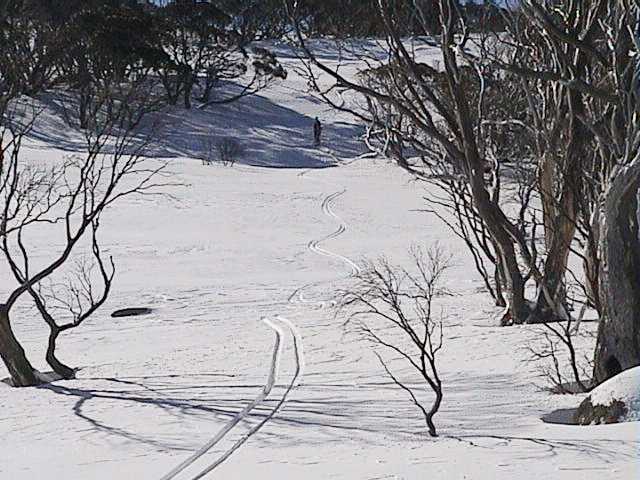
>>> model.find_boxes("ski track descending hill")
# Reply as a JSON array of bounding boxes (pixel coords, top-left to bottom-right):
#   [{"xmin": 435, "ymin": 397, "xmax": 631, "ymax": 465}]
[
  {"xmin": 160, "ymin": 316, "xmax": 303, "ymax": 480},
  {"xmin": 288, "ymin": 188, "xmax": 361, "ymax": 307},
  {"xmin": 309, "ymin": 190, "xmax": 362, "ymax": 276},
  {"xmin": 189, "ymin": 315, "xmax": 304, "ymax": 480},
  {"xmin": 4, "ymin": 40, "xmax": 640, "ymax": 480}
]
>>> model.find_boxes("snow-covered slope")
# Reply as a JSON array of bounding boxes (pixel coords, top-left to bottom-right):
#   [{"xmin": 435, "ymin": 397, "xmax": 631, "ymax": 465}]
[{"xmin": 0, "ymin": 43, "xmax": 638, "ymax": 480}]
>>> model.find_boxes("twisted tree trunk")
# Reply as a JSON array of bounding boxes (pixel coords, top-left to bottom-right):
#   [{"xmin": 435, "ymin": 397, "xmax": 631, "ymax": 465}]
[
  {"xmin": 532, "ymin": 176, "xmax": 576, "ymax": 323},
  {"xmin": 0, "ymin": 306, "xmax": 38, "ymax": 387},
  {"xmin": 440, "ymin": 21, "xmax": 529, "ymax": 325},
  {"xmin": 46, "ymin": 328, "xmax": 76, "ymax": 380}
]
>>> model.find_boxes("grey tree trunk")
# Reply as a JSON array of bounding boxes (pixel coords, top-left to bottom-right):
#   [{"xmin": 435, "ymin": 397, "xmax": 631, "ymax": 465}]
[
  {"xmin": 583, "ymin": 211, "xmax": 602, "ymax": 313},
  {"xmin": 594, "ymin": 179, "xmax": 640, "ymax": 383},
  {"xmin": 183, "ymin": 67, "xmax": 193, "ymax": 110},
  {"xmin": 535, "ymin": 152, "xmax": 570, "ymax": 319},
  {"xmin": 440, "ymin": 36, "xmax": 529, "ymax": 325},
  {"xmin": 531, "ymin": 209, "xmax": 574, "ymax": 322},
  {"xmin": 0, "ymin": 306, "xmax": 38, "ymax": 387},
  {"xmin": 496, "ymin": 241, "xmax": 528, "ymax": 324},
  {"xmin": 463, "ymin": 175, "xmax": 529, "ymax": 324},
  {"xmin": 532, "ymin": 84, "xmax": 586, "ymax": 323},
  {"xmin": 594, "ymin": 174, "xmax": 640, "ymax": 383}
]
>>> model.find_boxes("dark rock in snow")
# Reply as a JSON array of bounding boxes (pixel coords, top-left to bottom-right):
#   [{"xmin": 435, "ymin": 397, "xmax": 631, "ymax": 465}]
[
  {"xmin": 572, "ymin": 366, "xmax": 640, "ymax": 425},
  {"xmin": 574, "ymin": 397, "xmax": 627, "ymax": 425},
  {"xmin": 111, "ymin": 307, "xmax": 153, "ymax": 318}
]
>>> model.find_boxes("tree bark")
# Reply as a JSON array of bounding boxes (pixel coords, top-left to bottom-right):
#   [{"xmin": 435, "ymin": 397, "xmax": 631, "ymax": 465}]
[
  {"xmin": 533, "ymin": 82, "xmax": 586, "ymax": 322},
  {"xmin": 494, "ymin": 236, "xmax": 528, "ymax": 324},
  {"xmin": 531, "ymin": 204, "xmax": 574, "ymax": 322},
  {"xmin": 46, "ymin": 328, "xmax": 75, "ymax": 380},
  {"xmin": 200, "ymin": 72, "xmax": 218, "ymax": 103},
  {"xmin": 183, "ymin": 66, "xmax": 193, "ymax": 110},
  {"xmin": 440, "ymin": 22, "xmax": 529, "ymax": 325},
  {"xmin": 583, "ymin": 211, "xmax": 601, "ymax": 313},
  {"xmin": 426, "ymin": 387, "xmax": 442, "ymax": 437},
  {"xmin": 494, "ymin": 260, "xmax": 507, "ymax": 308},
  {"xmin": 79, "ymin": 89, "xmax": 90, "ymax": 130},
  {"xmin": 0, "ymin": 306, "xmax": 39, "ymax": 387},
  {"xmin": 534, "ymin": 158, "xmax": 574, "ymax": 321},
  {"xmin": 594, "ymin": 180, "xmax": 640, "ymax": 383}
]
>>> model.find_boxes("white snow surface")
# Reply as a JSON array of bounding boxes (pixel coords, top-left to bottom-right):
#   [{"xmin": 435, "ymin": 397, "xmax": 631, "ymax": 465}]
[
  {"xmin": 1, "ymin": 42, "xmax": 638, "ymax": 479},
  {"xmin": 589, "ymin": 366, "xmax": 640, "ymax": 423}
]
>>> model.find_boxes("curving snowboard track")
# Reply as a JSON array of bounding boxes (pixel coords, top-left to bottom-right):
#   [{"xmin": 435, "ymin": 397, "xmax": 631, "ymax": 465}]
[
  {"xmin": 161, "ymin": 175, "xmax": 360, "ymax": 479},
  {"xmin": 160, "ymin": 316, "xmax": 304, "ymax": 480},
  {"xmin": 288, "ymin": 188, "xmax": 361, "ymax": 306},
  {"xmin": 309, "ymin": 189, "xmax": 361, "ymax": 276}
]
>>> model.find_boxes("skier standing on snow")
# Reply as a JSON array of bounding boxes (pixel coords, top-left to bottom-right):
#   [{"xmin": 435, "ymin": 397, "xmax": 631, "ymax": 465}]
[{"xmin": 313, "ymin": 117, "xmax": 322, "ymax": 147}]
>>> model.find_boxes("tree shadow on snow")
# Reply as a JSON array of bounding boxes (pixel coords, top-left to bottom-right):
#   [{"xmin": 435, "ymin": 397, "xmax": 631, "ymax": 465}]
[
  {"xmin": 37, "ymin": 377, "xmax": 430, "ymax": 452},
  {"xmin": 37, "ymin": 373, "xmax": 640, "ymax": 464},
  {"xmin": 23, "ymin": 87, "xmax": 367, "ymax": 169}
]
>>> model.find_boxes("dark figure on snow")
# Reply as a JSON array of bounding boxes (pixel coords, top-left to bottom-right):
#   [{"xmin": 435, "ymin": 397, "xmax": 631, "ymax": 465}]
[{"xmin": 313, "ymin": 117, "xmax": 322, "ymax": 146}]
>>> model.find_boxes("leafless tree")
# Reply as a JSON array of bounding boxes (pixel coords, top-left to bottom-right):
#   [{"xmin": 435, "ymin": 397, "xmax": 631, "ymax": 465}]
[
  {"xmin": 342, "ymin": 246, "xmax": 451, "ymax": 437},
  {"xmin": 288, "ymin": 1, "xmax": 640, "ymax": 390},
  {"xmin": 201, "ymin": 135, "xmax": 245, "ymax": 167},
  {"xmin": 526, "ymin": 309, "xmax": 593, "ymax": 394},
  {"xmin": 0, "ymin": 2, "xmax": 63, "ymax": 99},
  {"xmin": 423, "ymin": 182, "xmax": 503, "ymax": 305},
  {"xmin": 0, "ymin": 84, "xmax": 168, "ymax": 386},
  {"xmin": 216, "ymin": 137, "xmax": 245, "ymax": 167},
  {"xmin": 200, "ymin": 131, "xmax": 217, "ymax": 166},
  {"xmin": 156, "ymin": 2, "xmax": 285, "ymax": 110},
  {"xmin": 286, "ymin": 0, "xmax": 555, "ymax": 325},
  {"xmin": 498, "ymin": 1, "xmax": 640, "ymax": 383}
]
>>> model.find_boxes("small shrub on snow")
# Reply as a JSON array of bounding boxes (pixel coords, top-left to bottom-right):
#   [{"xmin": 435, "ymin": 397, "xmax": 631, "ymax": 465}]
[
  {"xmin": 526, "ymin": 313, "xmax": 594, "ymax": 394},
  {"xmin": 216, "ymin": 137, "xmax": 245, "ymax": 166},
  {"xmin": 201, "ymin": 136, "xmax": 245, "ymax": 166}
]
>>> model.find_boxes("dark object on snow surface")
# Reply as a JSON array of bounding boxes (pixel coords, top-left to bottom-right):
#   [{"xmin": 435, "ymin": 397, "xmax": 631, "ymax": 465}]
[
  {"xmin": 313, "ymin": 117, "xmax": 322, "ymax": 146},
  {"xmin": 111, "ymin": 307, "xmax": 153, "ymax": 318},
  {"xmin": 574, "ymin": 397, "xmax": 628, "ymax": 425}
]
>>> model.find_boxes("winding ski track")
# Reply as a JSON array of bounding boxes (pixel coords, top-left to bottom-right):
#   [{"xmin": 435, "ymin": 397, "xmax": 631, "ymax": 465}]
[
  {"xmin": 308, "ymin": 189, "xmax": 361, "ymax": 276},
  {"xmin": 288, "ymin": 188, "xmax": 361, "ymax": 306},
  {"xmin": 162, "ymin": 168, "xmax": 362, "ymax": 479}
]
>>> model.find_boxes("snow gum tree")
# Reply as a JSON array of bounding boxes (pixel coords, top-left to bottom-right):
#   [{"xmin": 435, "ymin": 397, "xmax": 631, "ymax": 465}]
[
  {"xmin": 0, "ymin": 81, "xmax": 166, "ymax": 387},
  {"xmin": 288, "ymin": 0, "xmax": 640, "ymax": 384},
  {"xmin": 342, "ymin": 246, "xmax": 450, "ymax": 437},
  {"xmin": 508, "ymin": 1, "xmax": 640, "ymax": 383},
  {"xmin": 287, "ymin": 0, "xmax": 539, "ymax": 325}
]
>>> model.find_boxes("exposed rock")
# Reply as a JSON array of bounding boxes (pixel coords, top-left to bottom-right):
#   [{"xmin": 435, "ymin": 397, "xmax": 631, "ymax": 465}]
[
  {"xmin": 573, "ymin": 366, "xmax": 640, "ymax": 425},
  {"xmin": 574, "ymin": 398, "xmax": 627, "ymax": 425}
]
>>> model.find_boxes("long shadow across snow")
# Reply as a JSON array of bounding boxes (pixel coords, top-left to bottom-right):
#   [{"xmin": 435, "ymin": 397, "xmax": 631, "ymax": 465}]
[
  {"xmin": 37, "ymin": 373, "xmax": 640, "ymax": 464},
  {"xmin": 23, "ymin": 86, "xmax": 366, "ymax": 169}
]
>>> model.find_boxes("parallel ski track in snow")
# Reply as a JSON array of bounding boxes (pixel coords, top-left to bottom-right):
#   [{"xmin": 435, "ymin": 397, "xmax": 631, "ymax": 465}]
[
  {"xmin": 189, "ymin": 315, "xmax": 304, "ymax": 480},
  {"xmin": 163, "ymin": 162, "xmax": 359, "ymax": 479},
  {"xmin": 159, "ymin": 316, "xmax": 303, "ymax": 480}
]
